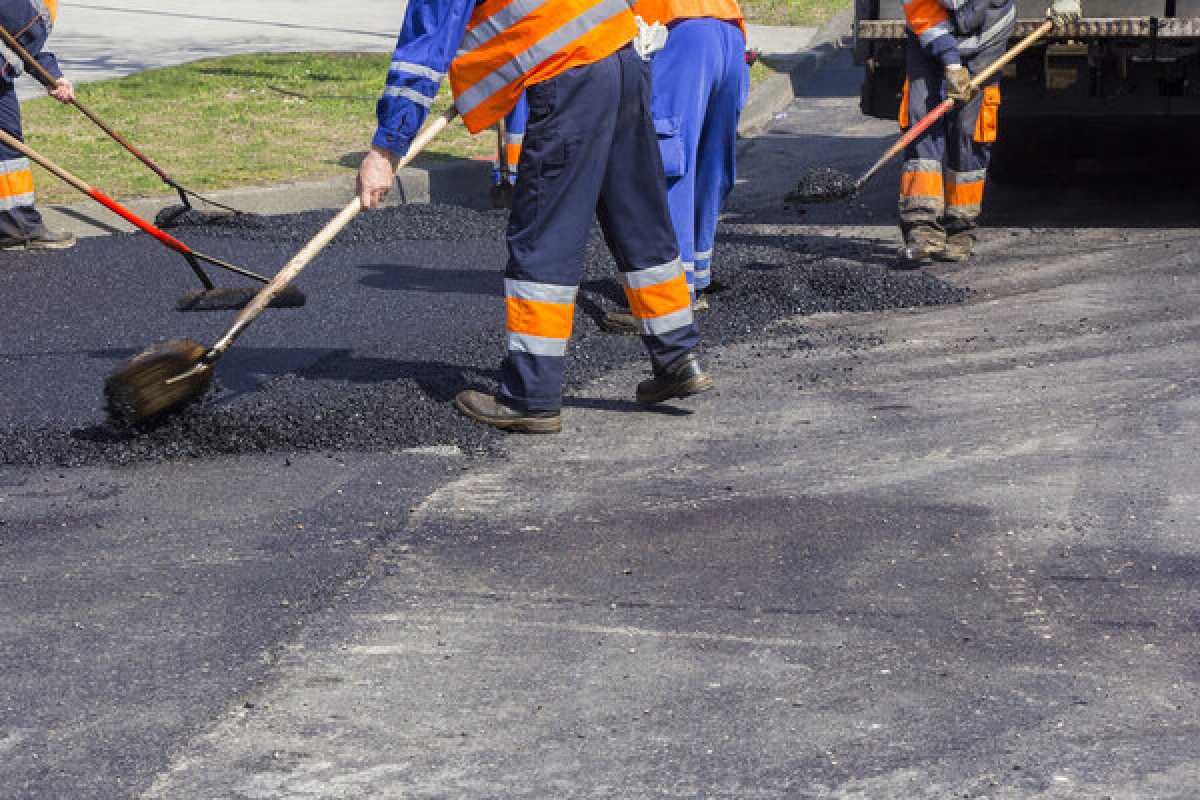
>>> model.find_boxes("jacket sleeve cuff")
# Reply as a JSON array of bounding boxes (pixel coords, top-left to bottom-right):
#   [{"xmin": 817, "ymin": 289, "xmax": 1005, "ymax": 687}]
[
  {"xmin": 371, "ymin": 128, "xmax": 412, "ymax": 159},
  {"xmin": 36, "ymin": 52, "xmax": 62, "ymax": 80}
]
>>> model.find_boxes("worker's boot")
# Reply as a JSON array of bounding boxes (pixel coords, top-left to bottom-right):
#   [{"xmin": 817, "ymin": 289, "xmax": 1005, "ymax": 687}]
[
  {"xmin": 453, "ymin": 389, "xmax": 562, "ymax": 433},
  {"xmin": 896, "ymin": 223, "xmax": 945, "ymax": 269},
  {"xmin": 936, "ymin": 223, "xmax": 976, "ymax": 263},
  {"xmin": 636, "ymin": 352, "xmax": 714, "ymax": 405},
  {"xmin": 0, "ymin": 228, "xmax": 75, "ymax": 251}
]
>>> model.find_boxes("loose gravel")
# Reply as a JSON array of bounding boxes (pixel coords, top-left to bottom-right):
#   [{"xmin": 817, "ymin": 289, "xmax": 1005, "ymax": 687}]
[{"xmin": 0, "ymin": 204, "xmax": 966, "ymax": 467}]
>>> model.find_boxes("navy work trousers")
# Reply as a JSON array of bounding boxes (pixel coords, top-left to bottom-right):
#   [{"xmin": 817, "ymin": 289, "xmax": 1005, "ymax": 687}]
[
  {"xmin": 499, "ymin": 46, "xmax": 700, "ymax": 412},
  {"xmin": 0, "ymin": 80, "xmax": 45, "ymax": 240}
]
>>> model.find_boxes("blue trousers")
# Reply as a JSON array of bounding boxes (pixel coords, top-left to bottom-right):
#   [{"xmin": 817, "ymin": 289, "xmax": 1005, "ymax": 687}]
[
  {"xmin": 651, "ymin": 18, "xmax": 747, "ymax": 293},
  {"xmin": 500, "ymin": 46, "xmax": 700, "ymax": 411},
  {"xmin": 0, "ymin": 81, "xmax": 45, "ymax": 240}
]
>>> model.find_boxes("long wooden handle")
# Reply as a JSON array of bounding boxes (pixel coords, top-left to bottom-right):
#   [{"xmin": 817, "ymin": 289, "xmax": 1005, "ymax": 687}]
[
  {"xmin": 0, "ymin": 125, "xmax": 198, "ymax": 254},
  {"xmin": 208, "ymin": 107, "xmax": 459, "ymax": 358},
  {"xmin": 0, "ymin": 24, "xmax": 176, "ymax": 182},
  {"xmin": 857, "ymin": 18, "xmax": 1055, "ymax": 189}
]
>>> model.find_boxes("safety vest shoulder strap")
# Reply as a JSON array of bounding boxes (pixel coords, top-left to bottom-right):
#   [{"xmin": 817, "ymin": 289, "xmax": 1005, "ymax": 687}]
[{"xmin": 450, "ymin": 0, "xmax": 637, "ymax": 134}]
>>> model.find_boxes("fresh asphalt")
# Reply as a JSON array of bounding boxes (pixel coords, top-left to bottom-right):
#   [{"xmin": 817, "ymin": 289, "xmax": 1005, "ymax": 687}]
[{"xmin": 4, "ymin": 50, "xmax": 1200, "ymax": 798}]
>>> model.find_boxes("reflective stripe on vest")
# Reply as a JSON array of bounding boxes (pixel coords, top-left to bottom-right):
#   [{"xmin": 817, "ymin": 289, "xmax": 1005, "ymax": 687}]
[
  {"xmin": 449, "ymin": 0, "xmax": 638, "ymax": 134},
  {"xmin": 630, "ymin": 0, "xmax": 745, "ymax": 38}
]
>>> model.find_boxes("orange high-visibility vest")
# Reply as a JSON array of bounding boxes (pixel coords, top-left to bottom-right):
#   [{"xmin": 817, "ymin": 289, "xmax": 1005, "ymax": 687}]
[
  {"xmin": 450, "ymin": 0, "xmax": 638, "ymax": 134},
  {"xmin": 633, "ymin": 0, "xmax": 745, "ymax": 37}
]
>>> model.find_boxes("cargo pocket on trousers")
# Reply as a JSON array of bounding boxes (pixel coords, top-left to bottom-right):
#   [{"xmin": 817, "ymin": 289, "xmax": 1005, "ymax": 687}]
[
  {"xmin": 898, "ymin": 79, "xmax": 910, "ymax": 131},
  {"xmin": 974, "ymin": 85, "xmax": 1000, "ymax": 143},
  {"xmin": 654, "ymin": 116, "xmax": 685, "ymax": 179}
]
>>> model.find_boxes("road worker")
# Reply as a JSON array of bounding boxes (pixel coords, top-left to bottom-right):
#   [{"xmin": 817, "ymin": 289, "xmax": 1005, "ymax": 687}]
[
  {"xmin": 898, "ymin": 0, "xmax": 1081, "ymax": 267},
  {"xmin": 0, "ymin": 0, "xmax": 75, "ymax": 251},
  {"xmin": 602, "ymin": 2, "xmax": 748, "ymax": 333},
  {"xmin": 358, "ymin": 0, "xmax": 712, "ymax": 434}
]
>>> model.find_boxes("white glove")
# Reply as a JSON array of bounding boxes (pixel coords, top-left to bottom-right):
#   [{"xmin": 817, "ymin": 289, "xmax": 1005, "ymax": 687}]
[
  {"xmin": 633, "ymin": 16, "xmax": 669, "ymax": 61},
  {"xmin": 1047, "ymin": 0, "xmax": 1081, "ymax": 28}
]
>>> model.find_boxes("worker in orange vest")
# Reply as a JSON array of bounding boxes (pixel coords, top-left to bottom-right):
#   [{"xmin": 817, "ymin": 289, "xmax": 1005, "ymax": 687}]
[
  {"xmin": 0, "ymin": 0, "xmax": 76, "ymax": 250},
  {"xmin": 358, "ymin": 0, "xmax": 712, "ymax": 433}
]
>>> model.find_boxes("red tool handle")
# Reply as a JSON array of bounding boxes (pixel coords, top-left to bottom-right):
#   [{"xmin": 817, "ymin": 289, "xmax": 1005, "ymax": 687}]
[{"xmin": 86, "ymin": 188, "xmax": 192, "ymax": 253}]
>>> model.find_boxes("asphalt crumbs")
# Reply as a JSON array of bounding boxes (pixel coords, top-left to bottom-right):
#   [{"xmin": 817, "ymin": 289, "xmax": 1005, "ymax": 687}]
[{"xmin": 0, "ymin": 203, "xmax": 965, "ymax": 468}]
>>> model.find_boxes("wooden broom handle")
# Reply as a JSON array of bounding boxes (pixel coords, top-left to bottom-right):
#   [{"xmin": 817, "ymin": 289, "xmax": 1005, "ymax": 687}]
[{"xmin": 208, "ymin": 108, "xmax": 459, "ymax": 357}]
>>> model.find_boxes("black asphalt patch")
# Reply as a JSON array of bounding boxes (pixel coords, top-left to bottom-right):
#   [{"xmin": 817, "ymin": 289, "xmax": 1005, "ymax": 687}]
[
  {"xmin": 0, "ymin": 205, "xmax": 966, "ymax": 467},
  {"xmin": 786, "ymin": 167, "xmax": 860, "ymax": 204}
]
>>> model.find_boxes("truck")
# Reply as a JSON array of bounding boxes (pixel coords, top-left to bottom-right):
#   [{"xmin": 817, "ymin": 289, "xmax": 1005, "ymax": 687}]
[{"xmin": 855, "ymin": 1, "xmax": 1200, "ymax": 121}]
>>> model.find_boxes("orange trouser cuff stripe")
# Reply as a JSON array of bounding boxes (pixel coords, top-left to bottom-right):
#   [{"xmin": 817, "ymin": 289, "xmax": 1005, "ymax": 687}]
[
  {"xmin": 900, "ymin": 170, "xmax": 943, "ymax": 200},
  {"xmin": 624, "ymin": 272, "xmax": 691, "ymax": 320},
  {"xmin": 506, "ymin": 296, "xmax": 575, "ymax": 340},
  {"xmin": 0, "ymin": 168, "xmax": 35, "ymax": 200},
  {"xmin": 946, "ymin": 180, "xmax": 985, "ymax": 208}
]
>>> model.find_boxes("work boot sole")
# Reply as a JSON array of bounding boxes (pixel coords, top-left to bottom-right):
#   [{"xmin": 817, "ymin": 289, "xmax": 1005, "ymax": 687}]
[
  {"xmin": 933, "ymin": 248, "xmax": 972, "ymax": 263},
  {"xmin": 636, "ymin": 372, "xmax": 715, "ymax": 405},
  {"xmin": 453, "ymin": 395, "xmax": 562, "ymax": 434},
  {"xmin": 0, "ymin": 238, "xmax": 76, "ymax": 251}
]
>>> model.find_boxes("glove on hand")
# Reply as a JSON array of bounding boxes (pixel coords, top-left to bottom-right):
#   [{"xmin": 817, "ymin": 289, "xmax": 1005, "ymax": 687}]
[
  {"xmin": 944, "ymin": 65, "xmax": 976, "ymax": 104},
  {"xmin": 1047, "ymin": 0, "xmax": 1081, "ymax": 29},
  {"xmin": 633, "ymin": 16, "xmax": 669, "ymax": 61}
]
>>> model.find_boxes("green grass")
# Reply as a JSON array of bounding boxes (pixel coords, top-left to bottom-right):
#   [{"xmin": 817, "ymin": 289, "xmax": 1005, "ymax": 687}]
[
  {"xmin": 740, "ymin": 0, "xmax": 849, "ymax": 26},
  {"xmin": 23, "ymin": 52, "xmax": 486, "ymax": 205}
]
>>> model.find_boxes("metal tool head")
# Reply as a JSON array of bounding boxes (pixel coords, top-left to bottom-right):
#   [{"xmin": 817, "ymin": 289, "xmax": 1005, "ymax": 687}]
[
  {"xmin": 785, "ymin": 168, "xmax": 861, "ymax": 204},
  {"xmin": 176, "ymin": 286, "xmax": 307, "ymax": 312},
  {"xmin": 104, "ymin": 339, "xmax": 213, "ymax": 426}
]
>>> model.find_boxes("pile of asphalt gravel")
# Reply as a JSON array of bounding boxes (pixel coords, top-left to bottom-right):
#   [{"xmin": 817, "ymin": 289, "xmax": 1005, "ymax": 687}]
[
  {"xmin": 0, "ymin": 205, "xmax": 967, "ymax": 467},
  {"xmin": 785, "ymin": 168, "xmax": 859, "ymax": 204}
]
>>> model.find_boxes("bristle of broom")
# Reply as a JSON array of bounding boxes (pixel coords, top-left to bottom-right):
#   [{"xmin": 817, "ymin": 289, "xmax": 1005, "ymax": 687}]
[
  {"xmin": 105, "ymin": 339, "xmax": 212, "ymax": 426},
  {"xmin": 176, "ymin": 287, "xmax": 307, "ymax": 312}
]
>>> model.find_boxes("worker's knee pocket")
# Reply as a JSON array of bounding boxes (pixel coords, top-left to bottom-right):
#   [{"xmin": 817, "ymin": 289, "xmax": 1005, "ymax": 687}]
[
  {"xmin": 654, "ymin": 116, "xmax": 685, "ymax": 179},
  {"xmin": 526, "ymin": 79, "xmax": 558, "ymax": 126}
]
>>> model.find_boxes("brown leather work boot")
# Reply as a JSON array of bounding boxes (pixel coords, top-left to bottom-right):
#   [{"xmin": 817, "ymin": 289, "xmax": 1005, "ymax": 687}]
[
  {"xmin": 636, "ymin": 353, "xmax": 714, "ymax": 405},
  {"xmin": 896, "ymin": 223, "xmax": 945, "ymax": 269},
  {"xmin": 935, "ymin": 228, "xmax": 976, "ymax": 262},
  {"xmin": 453, "ymin": 390, "xmax": 562, "ymax": 433},
  {"xmin": 0, "ymin": 228, "xmax": 75, "ymax": 251}
]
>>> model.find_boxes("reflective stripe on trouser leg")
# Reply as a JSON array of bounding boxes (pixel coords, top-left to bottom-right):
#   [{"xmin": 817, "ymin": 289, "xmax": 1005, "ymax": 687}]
[
  {"xmin": 597, "ymin": 47, "xmax": 700, "ymax": 370},
  {"xmin": 498, "ymin": 52, "xmax": 624, "ymax": 411},
  {"xmin": 693, "ymin": 249, "xmax": 712, "ymax": 291},
  {"xmin": 945, "ymin": 168, "xmax": 985, "ymax": 223},
  {"xmin": 0, "ymin": 82, "xmax": 43, "ymax": 239},
  {"xmin": 618, "ymin": 257, "xmax": 694, "ymax": 336},
  {"xmin": 900, "ymin": 158, "xmax": 944, "ymax": 218}
]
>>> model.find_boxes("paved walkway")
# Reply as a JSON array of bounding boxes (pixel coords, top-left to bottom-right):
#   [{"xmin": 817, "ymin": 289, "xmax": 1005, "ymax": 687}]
[{"xmin": 20, "ymin": 0, "xmax": 409, "ymax": 98}]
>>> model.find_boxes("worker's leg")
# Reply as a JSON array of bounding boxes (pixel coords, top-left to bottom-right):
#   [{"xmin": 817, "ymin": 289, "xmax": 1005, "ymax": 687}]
[
  {"xmin": 0, "ymin": 81, "xmax": 49, "ymax": 246},
  {"xmin": 689, "ymin": 19, "xmax": 748, "ymax": 297},
  {"xmin": 598, "ymin": 46, "xmax": 701, "ymax": 376},
  {"xmin": 649, "ymin": 19, "xmax": 716, "ymax": 296},
  {"xmin": 493, "ymin": 55, "xmax": 621, "ymax": 413},
  {"xmin": 942, "ymin": 41, "xmax": 1009, "ymax": 261},
  {"xmin": 898, "ymin": 36, "xmax": 947, "ymax": 265}
]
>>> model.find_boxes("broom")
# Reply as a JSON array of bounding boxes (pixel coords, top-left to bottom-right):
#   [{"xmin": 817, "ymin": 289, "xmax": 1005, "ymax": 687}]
[{"xmin": 104, "ymin": 108, "xmax": 459, "ymax": 425}]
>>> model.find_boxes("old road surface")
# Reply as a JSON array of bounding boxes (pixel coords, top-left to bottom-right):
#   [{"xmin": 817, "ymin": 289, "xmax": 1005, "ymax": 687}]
[{"xmin": 3, "ymin": 51, "xmax": 1200, "ymax": 798}]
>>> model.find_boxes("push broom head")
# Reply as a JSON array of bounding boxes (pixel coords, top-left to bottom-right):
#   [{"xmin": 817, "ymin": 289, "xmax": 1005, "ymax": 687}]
[
  {"xmin": 785, "ymin": 167, "xmax": 860, "ymax": 204},
  {"xmin": 105, "ymin": 339, "xmax": 213, "ymax": 426},
  {"xmin": 176, "ymin": 286, "xmax": 307, "ymax": 312}
]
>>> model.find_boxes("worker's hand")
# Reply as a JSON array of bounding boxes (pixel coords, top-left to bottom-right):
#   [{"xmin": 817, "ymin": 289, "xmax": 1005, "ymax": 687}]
[
  {"xmin": 357, "ymin": 146, "xmax": 399, "ymax": 210},
  {"xmin": 49, "ymin": 77, "xmax": 74, "ymax": 104},
  {"xmin": 944, "ymin": 65, "xmax": 976, "ymax": 104},
  {"xmin": 1047, "ymin": 0, "xmax": 1081, "ymax": 29}
]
